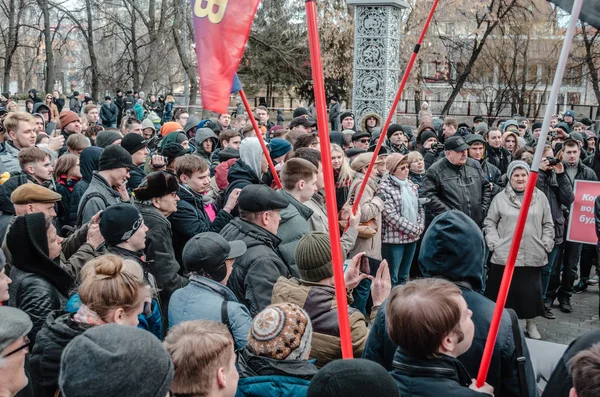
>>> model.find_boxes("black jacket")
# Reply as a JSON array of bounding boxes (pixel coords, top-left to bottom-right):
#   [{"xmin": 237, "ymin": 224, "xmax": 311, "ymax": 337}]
[
  {"xmin": 418, "ymin": 147, "xmax": 440, "ymax": 170},
  {"xmin": 564, "ymin": 160, "xmax": 598, "ymax": 185},
  {"xmin": 536, "ymin": 171, "xmax": 574, "ymax": 245},
  {"xmin": 225, "ymin": 159, "xmax": 264, "ymax": 217},
  {"xmin": 136, "ymin": 203, "xmax": 189, "ymax": 310},
  {"xmin": 29, "ymin": 311, "xmax": 91, "ymax": 397},
  {"xmin": 422, "ymin": 158, "xmax": 492, "ymax": 227},
  {"xmin": 55, "ymin": 182, "xmax": 78, "ymax": 232},
  {"xmin": 71, "ymin": 147, "xmax": 103, "ymax": 214},
  {"xmin": 220, "ymin": 218, "xmax": 298, "ymax": 316},
  {"xmin": 100, "ymin": 102, "xmax": 118, "ymax": 127},
  {"xmin": 487, "ymin": 146, "xmax": 511, "ymax": 174},
  {"xmin": 480, "ymin": 159, "xmax": 504, "ymax": 197},
  {"xmin": 391, "ymin": 350, "xmax": 486, "ymax": 397},
  {"xmin": 169, "ymin": 184, "xmax": 233, "ymax": 266},
  {"xmin": 582, "ymin": 138, "xmax": 600, "ymax": 179}
]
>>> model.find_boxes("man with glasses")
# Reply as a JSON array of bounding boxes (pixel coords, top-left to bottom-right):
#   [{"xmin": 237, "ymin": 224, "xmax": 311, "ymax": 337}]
[
  {"xmin": 423, "ymin": 136, "xmax": 492, "ymax": 227},
  {"xmin": 352, "ymin": 131, "xmax": 371, "ymax": 150},
  {"xmin": 0, "ymin": 306, "xmax": 33, "ymax": 397}
]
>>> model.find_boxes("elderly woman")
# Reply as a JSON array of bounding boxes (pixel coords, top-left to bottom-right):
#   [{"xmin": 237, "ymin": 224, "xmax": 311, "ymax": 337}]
[
  {"xmin": 483, "ymin": 161, "xmax": 554, "ymax": 340},
  {"xmin": 378, "ymin": 153, "xmax": 424, "ymax": 286}
]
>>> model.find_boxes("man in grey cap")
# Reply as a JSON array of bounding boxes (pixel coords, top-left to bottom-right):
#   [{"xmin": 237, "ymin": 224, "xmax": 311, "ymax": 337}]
[
  {"xmin": 423, "ymin": 136, "xmax": 492, "ymax": 227},
  {"xmin": 169, "ymin": 232, "xmax": 251, "ymax": 350},
  {"xmin": 220, "ymin": 184, "xmax": 298, "ymax": 316},
  {"xmin": 0, "ymin": 306, "xmax": 33, "ymax": 397}
]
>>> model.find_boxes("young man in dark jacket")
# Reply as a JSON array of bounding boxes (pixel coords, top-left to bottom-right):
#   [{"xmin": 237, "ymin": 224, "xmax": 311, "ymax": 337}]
[
  {"xmin": 422, "ymin": 136, "xmax": 492, "ymax": 227},
  {"xmin": 363, "ymin": 210, "xmax": 538, "ymax": 397},
  {"xmin": 100, "ymin": 96, "xmax": 118, "ymax": 128},
  {"xmin": 547, "ymin": 138, "xmax": 597, "ymax": 313},
  {"xmin": 485, "ymin": 128, "xmax": 511, "ymax": 174},
  {"xmin": 536, "ymin": 145, "xmax": 574, "ymax": 319},
  {"xmin": 465, "ymin": 134, "xmax": 503, "ymax": 197},
  {"xmin": 387, "ymin": 278, "xmax": 494, "ymax": 397},
  {"xmin": 170, "ymin": 154, "xmax": 237, "ymax": 265},
  {"xmin": 219, "ymin": 184, "xmax": 298, "ymax": 316}
]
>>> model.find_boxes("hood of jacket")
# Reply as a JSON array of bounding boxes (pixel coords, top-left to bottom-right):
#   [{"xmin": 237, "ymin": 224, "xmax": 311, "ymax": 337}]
[
  {"xmin": 239, "ymin": 137, "xmax": 264, "ymax": 178},
  {"xmin": 33, "ymin": 102, "xmax": 50, "ymax": 114},
  {"xmin": 80, "ymin": 146, "xmax": 103, "ymax": 183},
  {"xmin": 360, "ymin": 112, "xmax": 382, "ymax": 133},
  {"xmin": 177, "ymin": 183, "xmax": 204, "ymax": 209},
  {"xmin": 227, "ymin": 159, "xmax": 262, "ymax": 186},
  {"xmin": 237, "ymin": 348, "xmax": 318, "ymax": 380},
  {"xmin": 189, "ymin": 275, "xmax": 239, "ymax": 302},
  {"xmin": 418, "ymin": 210, "xmax": 485, "ymax": 293},
  {"xmin": 0, "ymin": 173, "xmax": 30, "ymax": 213},
  {"xmin": 216, "ymin": 158, "xmax": 237, "ymax": 191},
  {"xmin": 224, "ymin": 218, "xmax": 282, "ymax": 251},
  {"xmin": 194, "ymin": 128, "xmax": 218, "ymax": 157}
]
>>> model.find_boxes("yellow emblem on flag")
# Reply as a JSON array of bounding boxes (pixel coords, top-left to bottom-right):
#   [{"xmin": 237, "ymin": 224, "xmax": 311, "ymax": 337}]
[{"xmin": 194, "ymin": 0, "xmax": 228, "ymax": 24}]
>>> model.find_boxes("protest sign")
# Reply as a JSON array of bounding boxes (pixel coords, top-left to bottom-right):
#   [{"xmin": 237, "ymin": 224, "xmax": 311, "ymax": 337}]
[{"xmin": 567, "ymin": 180, "xmax": 600, "ymax": 244}]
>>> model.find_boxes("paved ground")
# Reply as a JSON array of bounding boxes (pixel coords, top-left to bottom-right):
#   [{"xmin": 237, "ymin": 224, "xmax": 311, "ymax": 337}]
[{"xmin": 529, "ymin": 284, "xmax": 599, "ymax": 345}]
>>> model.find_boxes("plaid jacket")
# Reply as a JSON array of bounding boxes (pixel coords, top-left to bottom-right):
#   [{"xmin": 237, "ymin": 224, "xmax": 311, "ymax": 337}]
[{"xmin": 378, "ymin": 174, "xmax": 424, "ymax": 244}]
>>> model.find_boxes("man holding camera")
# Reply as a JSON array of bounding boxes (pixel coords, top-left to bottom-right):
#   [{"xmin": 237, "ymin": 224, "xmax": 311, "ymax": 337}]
[
  {"xmin": 465, "ymin": 134, "xmax": 503, "ymax": 197},
  {"xmin": 536, "ymin": 144, "xmax": 574, "ymax": 319}
]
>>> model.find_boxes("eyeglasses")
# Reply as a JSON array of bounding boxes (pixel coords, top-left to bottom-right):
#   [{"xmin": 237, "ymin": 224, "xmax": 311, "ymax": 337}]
[
  {"xmin": 2, "ymin": 336, "xmax": 31, "ymax": 358},
  {"xmin": 359, "ymin": 139, "xmax": 370, "ymax": 143},
  {"xmin": 397, "ymin": 165, "xmax": 409, "ymax": 171}
]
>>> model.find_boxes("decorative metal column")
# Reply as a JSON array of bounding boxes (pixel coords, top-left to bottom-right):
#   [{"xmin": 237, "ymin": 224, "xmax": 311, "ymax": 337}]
[{"xmin": 348, "ymin": 0, "xmax": 408, "ymax": 122}]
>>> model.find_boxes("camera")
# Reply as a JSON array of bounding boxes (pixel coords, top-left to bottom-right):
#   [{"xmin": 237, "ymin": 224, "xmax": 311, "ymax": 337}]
[
  {"xmin": 546, "ymin": 157, "xmax": 560, "ymax": 166},
  {"xmin": 432, "ymin": 143, "xmax": 445, "ymax": 153}
]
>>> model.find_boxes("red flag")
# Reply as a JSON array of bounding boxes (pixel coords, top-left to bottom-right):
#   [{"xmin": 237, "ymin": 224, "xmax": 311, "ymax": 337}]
[{"xmin": 191, "ymin": 0, "xmax": 260, "ymax": 113}]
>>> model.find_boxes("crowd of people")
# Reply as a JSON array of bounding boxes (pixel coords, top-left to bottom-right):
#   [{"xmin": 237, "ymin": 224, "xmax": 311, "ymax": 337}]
[{"xmin": 0, "ymin": 89, "xmax": 599, "ymax": 397}]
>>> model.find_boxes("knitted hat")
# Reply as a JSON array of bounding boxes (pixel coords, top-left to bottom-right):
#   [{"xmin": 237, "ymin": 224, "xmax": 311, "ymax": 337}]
[
  {"xmin": 385, "ymin": 153, "xmax": 407, "ymax": 174},
  {"xmin": 133, "ymin": 171, "xmax": 179, "ymax": 201},
  {"xmin": 0, "ymin": 306, "xmax": 32, "ymax": 353},
  {"xmin": 419, "ymin": 130, "xmax": 437, "ymax": 145},
  {"xmin": 351, "ymin": 152, "xmax": 374, "ymax": 172},
  {"xmin": 585, "ymin": 130, "xmax": 597, "ymax": 140},
  {"xmin": 99, "ymin": 204, "xmax": 144, "ymax": 246},
  {"xmin": 11, "ymin": 184, "xmax": 62, "ymax": 204},
  {"xmin": 59, "ymin": 324, "xmax": 174, "ymax": 397},
  {"xmin": 507, "ymin": 160, "xmax": 530, "ymax": 179},
  {"xmin": 121, "ymin": 133, "xmax": 148, "ymax": 155},
  {"xmin": 293, "ymin": 107, "xmax": 310, "ymax": 118},
  {"xmin": 475, "ymin": 122, "xmax": 488, "ymax": 134},
  {"xmin": 247, "ymin": 303, "xmax": 313, "ymax": 361},
  {"xmin": 95, "ymin": 130, "xmax": 123, "ymax": 148},
  {"xmin": 295, "ymin": 232, "xmax": 333, "ymax": 282},
  {"xmin": 502, "ymin": 120, "xmax": 519, "ymax": 133},
  {"xmin": 98, "ymin": 145, "xmax": 135, "ymax": 171},
  {"xmin": 59, "ymin": 110, "xmax": 79, "ymax": 129},
  {"xmin": 269, "ymin": 138, "xmax": 292, "ymax": 159},
  {"xmin": 160, "ymin": 121, "xmax": 183, "ymax": 137},
  {"xmin": 307, "ymin": 359, "xmax": 400, "ymax": 397},
  {"xmin": 555, "ymin": 122, "xmax": 571, "ymax": 136},
  {"xmin": 386, "ymin": 124, "xmax": 404, "ymax": 139},
  {"xmin": 532, "ymin": 122, "xmax": 543, "ymax": 131},
  {"xmin": 161, "ymin": 142, "xmax": 190, "ymax": 162},
  {"xmin": 339, "ymin": 111, "xmax": 354, "ymax": 122}
]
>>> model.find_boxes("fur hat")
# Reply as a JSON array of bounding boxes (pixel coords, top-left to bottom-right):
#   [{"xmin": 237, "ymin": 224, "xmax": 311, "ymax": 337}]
[{"xmin": 133, "ymin": 171, "xmax": 179, "ymax": 201}]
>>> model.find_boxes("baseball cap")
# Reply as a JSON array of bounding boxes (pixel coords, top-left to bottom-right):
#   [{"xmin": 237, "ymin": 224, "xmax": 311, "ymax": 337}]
[
  {"xmin": 444, "ymin": 136, "xmax": 470, "ymax": 152},
  {"xmin": 182, "ymin": 232, "xmax": 246, "ymax": 279}
]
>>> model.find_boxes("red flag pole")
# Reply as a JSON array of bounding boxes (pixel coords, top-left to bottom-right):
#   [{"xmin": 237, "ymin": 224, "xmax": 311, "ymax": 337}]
[
  {"xmin": 476, "ymin": 0, "xmax": 583, "ymax": 386},
  {"xmin": 305, "ymin": 0, "xmax": 353, "ymax": 358},
  {"xmin": 352, "ymin": 0, "xmax": 439, "ymax": 214},
  {"xmin": 239, "ymin": 89, "xmax": 282, "ymax": 189}
]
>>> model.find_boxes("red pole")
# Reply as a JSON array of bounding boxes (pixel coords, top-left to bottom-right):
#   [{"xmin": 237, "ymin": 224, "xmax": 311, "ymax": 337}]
[
  {"xmin": 352, "ymin": 0, "xmax": 439, "ymax": 214},
  {"xmin": 305, "ymin": 0, "xmax": 353, "ymax": 358},
  {"xmin": 239, "ymin": 89, "xmax": 282, "ymax": 189}
]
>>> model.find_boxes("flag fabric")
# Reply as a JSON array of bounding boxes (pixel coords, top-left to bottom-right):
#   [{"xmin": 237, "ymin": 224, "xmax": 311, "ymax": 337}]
[
  {"xmin": 231, "ymin": 74, "xmax": 242, "ymax": 94},
  {"xmin": 191, "ymin": 0, "xmax": 259, "ymax": 113},
  {"xmin": 549, "ymin": 0, "xmax": 600, "ymax": 29}
]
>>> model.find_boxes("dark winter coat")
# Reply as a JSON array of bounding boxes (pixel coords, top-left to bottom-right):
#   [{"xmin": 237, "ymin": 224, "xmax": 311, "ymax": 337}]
[
  {"xmin": 391, "ymin": 349, "xmax": 487, "ymax": 397},
  {"xmin": 29, "ymin": 311, "xmax": 91, "ymax": 397},
  {"xmin": 127, "ymin": 165, "xmax": 147, "ymax": 191},
  {"xmin": 100, "ymin": 102, "xmax": 118, "ymax": 127},
  {"xmin": 564, "ymin": 160, "xmax": 598, "ymax": 185},
  {"xmin": 169, "ymin": 184, "xmax": 233, "ymax": 266},
  {"xmin": 236, "ymin": 348, "xmax": 317, "ymax": 397},
  {"xmin": 582, "ymin": 138, "xmax": 600, "ymax": 179},
  {"xmin": 363, "ymin": 210, "xmax": 538, "ymax": 397},
  {"xmin": 220, "ymin": 218, "xmax": 298, "ymax": 316},
  {"xmin": 487, "ymin": 145, "xmax": 511, "ymax": 174},
  {"xmin": 536, "ymin": 170, "xmax": 574, "ymax": 245},
  {"xmin": 71, "ymin": 147, "xmax": 103, "ymax": 219},
  {"xmin": 69, "ymin": 95, "xmax": 81, "ymax": 113},
  {"xmin": 422, "ymin": 158, "xmax": 492, "ymax": 226},
  {"xmin": 77, "ymin": 172, "xmax": 122, "ymax": 225},
  {"xmin": 55, "ymin": 181, "xmax": 78, "ymax": 231},
  {"xmin": 225, "ymin": 159, "xmax": 264, "ymax": 217},
  {"xmin": 135, "ymin": 202, "xmax": 189, "ymax": 309}
]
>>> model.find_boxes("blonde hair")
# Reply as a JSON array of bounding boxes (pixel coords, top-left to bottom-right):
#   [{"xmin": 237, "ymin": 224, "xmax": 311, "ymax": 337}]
[
  {"xmin": 164, "ymin": 320, "xmax": 235, "ymax": 396},
  {"xmin": 331, "ymin": 144, "xmax": 354, "ymax": 186},
  {"xmin": 78, "ymin": 254, "xmax": 146, "ymax": 322},
  {"xmin": 407, "ymin": 151, "xmax": 423, "ymax": 167},
  {"xmin": 4, "ymin": 111, "xmax": 34, "ymax": 133}
]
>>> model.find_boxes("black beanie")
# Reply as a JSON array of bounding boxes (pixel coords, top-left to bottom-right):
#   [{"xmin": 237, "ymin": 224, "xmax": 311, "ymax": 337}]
[
  {"xmin": 134, "ymin": 171, "xmax": 179, "ymax": 201},
  {"xmin": 532, "ymin": 122, "xmax": 543, "ymax": 131},
  {"xmin": 339, "ymin": 111, "xmax": 354, "ymax": 122},
  {"xmin": 99, "ymin": 204, "xmax": 144, "ymax": 246},
  {"xmin": 386, "ymin": 124, "xmax": 404, "ymax": 139},
  {"xmin": 295, "ymin": 232, "xmax": 333, "ymax": 282},
  {"xmin": 307, "ymin": 359, "xmax": 400, "ymax": 397},
  {"xmin": 293, "ymin": 107, "xmax": 310, "ymax": 118},
  {"xmin": 98, "ymin": 145, "xmax": 135, "ymax": 171},
  {"xmin": 420, "ymin": 130, "xmax": 437, "ymax": 145},
  {"xmin": 161, "ymin": 142, "xmax": 190, "ymax": 163}
]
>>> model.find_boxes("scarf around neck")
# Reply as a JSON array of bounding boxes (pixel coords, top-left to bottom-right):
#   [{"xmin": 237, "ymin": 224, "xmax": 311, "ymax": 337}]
[{"xmin": 391, "ymin": 175, "xmax": 418, "ymax": 223}]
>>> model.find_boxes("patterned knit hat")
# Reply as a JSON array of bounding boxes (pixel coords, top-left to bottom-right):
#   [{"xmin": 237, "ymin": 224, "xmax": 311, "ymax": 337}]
[
  {"xmin": 247, "ymin": 303, "xmax": 313, "ymax": 361},
  {"xmin": 295, "ymin": 232, "xmax": 334, "ymax": 282}
]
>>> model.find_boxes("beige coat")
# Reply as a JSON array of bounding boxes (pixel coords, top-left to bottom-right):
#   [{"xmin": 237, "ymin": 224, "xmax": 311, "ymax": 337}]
[
  {"xmin": 483, "ymin": 186, "xmax": 554, "ymax": 267},
  {"xmin": 347, "ymin": 173, "xmax": 383, "ymax": 260}
]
